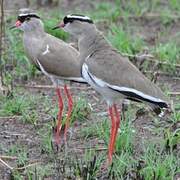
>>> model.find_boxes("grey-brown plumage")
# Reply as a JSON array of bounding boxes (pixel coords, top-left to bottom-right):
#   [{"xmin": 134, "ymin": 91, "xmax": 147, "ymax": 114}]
[
  {"xmin": 12, "ymin": 9, "xmax": 84, "ymax": 83},
  {"xmin": 12, "ymin": 11, "xmax": 85, "ymax": 146},
  {"xmin": 81, "ymin": 33, "xmax": 168, "ymax": 109},
  {"xmin": 21, "ymin": 19, "xmax": 83, "ymax": 83},
  {"xmin": 58, "ymin": 14, "xmax": 170, "ymax": 163},
  {"xmin": 60, "ymin": 14, "xmax": 169, "ymax": 113},
  {"xmin": 23, "ymin": 30, "xmax": 82, "ymax": 80}
]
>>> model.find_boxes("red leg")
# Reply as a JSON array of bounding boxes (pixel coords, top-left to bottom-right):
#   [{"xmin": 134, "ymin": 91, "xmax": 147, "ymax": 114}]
[
  {"xmin": 63, "ymin": 84, "xmax": 74, "ymax": 142},
  {"xmin": 108, "ymin": 104, "xmax": 121, "ymax": 164},
  {"xmin": 112, "ymin": 104, "xmax": 121, "ymax": 151},
  {"xmin": 108, "ymin": 106, "xmax": 116, "ymax": 164},
  {"xmin": 55, "ymin": 87, "xmax": 64, "ymax": 145}
]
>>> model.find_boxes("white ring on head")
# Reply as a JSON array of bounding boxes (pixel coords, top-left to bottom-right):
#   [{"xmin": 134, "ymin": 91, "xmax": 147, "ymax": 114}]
[
  {"xmin": 67, "ymin": 15, "xmax": 91, "ymax": 21},
  {"xmin": 19, "ymin": 13, "xmax": 39, "ymax": 17}
]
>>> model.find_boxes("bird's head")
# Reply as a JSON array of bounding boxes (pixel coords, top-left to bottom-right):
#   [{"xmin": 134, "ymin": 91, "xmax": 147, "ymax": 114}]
[
  {"xmin": 11, "ymin": 12, "xmax": 42, "ymax": 32},
  {"xmin": 53, "ymin": 14, "xmax": 95, "ymax": 38}
]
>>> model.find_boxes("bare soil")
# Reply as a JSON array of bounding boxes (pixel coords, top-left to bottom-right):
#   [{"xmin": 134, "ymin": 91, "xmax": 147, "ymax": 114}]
[{"xmin": 1, "ymin": 0, "xmax": 180, "ymax": 179}]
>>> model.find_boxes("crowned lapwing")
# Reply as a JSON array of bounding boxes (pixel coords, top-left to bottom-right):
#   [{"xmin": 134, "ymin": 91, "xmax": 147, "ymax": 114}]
[
  {"xmin": 55, "ymin": 14, "xmax": 170, "ymax": 163},
  {"xmin": 11, "ymin": 11, "xmax": 86, "ymax": 146}
]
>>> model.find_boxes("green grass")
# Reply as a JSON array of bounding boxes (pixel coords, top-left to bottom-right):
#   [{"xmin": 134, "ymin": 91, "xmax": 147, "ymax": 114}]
[
  {"xmin": 73, "ymin": 152, "xmax": 103, "ymax": 179},
  {"xmin": 169, "ymin": 0, "xmax": 180, "ymax": 12},
  {"xmin": 38, "ymin": 123, "xmax": 54, "ymax": 154},
  {"xmin": 0, "ymin": 90, "xmax": 39, "ymax": 117},
  {"xmin": 152, "ymin": 41, "xmax": 180, "ymax": 71},
  {"xmin": 91, "ymin": 2, "xmax": 121, "ymax": 22},
  {"xmin": 11, "ymin": 164, "xmax": 53, "ymax": 180},
  {"xmin": 139, "ymin": 143, "xmax": 179, "ymax": 179},
  {"xmin": 108, "ymin": 25, "xmax": 145, "ymax": 54},
  {"xmin": 80, "ymin": 107, "xmax": 135, "ymax": 157},
  {"xmin": 7, "ymin": 145, "xmax": 28, "ymax": 167},
  {"xmin": 43, "ymin": 17, "xmax": 69, "ymax": 41},
  {"xmin": 1, "ymin": 0, "xmax": 180, "ymax": 179}
]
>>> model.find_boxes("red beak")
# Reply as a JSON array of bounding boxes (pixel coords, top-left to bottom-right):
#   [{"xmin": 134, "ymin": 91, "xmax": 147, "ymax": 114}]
[
  {"xmin": 59, "ymin": 22, "xmax": 65, "ymax": 28},
  {"xmin": 15, "ymin": 20, "xmax": 22, "ymax": 27},
  {"xmin": 52, "ymin": 22, "xmax": 65, "ymax": 30},
  {"xmin": 10, "ymin": 20, "xmax": 22, "ymax": 29}
]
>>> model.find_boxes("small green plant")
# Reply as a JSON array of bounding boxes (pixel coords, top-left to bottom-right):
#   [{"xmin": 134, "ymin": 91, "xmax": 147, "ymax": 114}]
[
  {"xmin": 0, "ymin": 90, "xmax": 40, "ymax": 117},
  {"xmin": 164, "ymin": 124, "xmax": 180, "ymax": 152},
  {"xmin": 8, "ymin": 145, "xmax": 28, "ymax": 167},
  {"xmin": 92, "ymin": 2, "xmax": 121, "ymax": 22},
  {"xmin": 169, "ymin": 102, "xmax": 180, "ymax": 123},
  {"xmin": 107, "ymin": 151, "xmax": 136, "ymax": 179},
  {"xmin": 139, "ymin": 143, "xmax": 179, "ymax": 179},
  {"xmin": 21, "ymin": 110, "xmax": 38, "ymax": 125},
  {"xmin": 80, "ymin": 119, "xmax": 100, "ymax": 139},
  {"xmin": 169, "ymin": 0, "xmax": 180, "ymax": 11},
  {"xmin": 160, "ymin": 10, "xmax": 175, "ymax": 25},
  {"xmin": 24, "ymin": 164, "xmax": 53, "ymax": 179},
  {"xmin": 73, "ymin": 153, "xmax": 103, "ymax": 179},
  {"xmin": 10, "ymin": 170, "xmax": 24, "ymax": 180},
  {"xmin": 153, "ymin": 41, "xmax": 179, "ymax": 72},
  {"xmin": 17, "ymin": 149, "xmax": 28, "ymax": 167},
  {"xmin": 115, "ymin": 117, "xmax": 135, "ymax": 154},
  {"xmin": 0, "ymin": 95, "xmax": 27, "ymax": 116},
  {"xmin": 38, "ymin": 123, "xmax": 53, "ymax": 154},
  {"xmin": 108, "ymin": 25, "xmax": 144, "ymax": 54},
  {"xmin": 70, "ymin": 97, "xmax": 91, "ymax": 124}
]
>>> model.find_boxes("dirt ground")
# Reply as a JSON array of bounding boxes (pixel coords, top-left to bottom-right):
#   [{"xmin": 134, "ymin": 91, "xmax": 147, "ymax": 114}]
[{"xmin": 1, "ymin": 0, "xmax": 180, "ymax": 179}]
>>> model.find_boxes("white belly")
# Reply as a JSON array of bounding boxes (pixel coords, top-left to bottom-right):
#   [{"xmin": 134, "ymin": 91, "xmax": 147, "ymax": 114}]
[{"xmin": 82, "ymin": 63, "xmax": 124, "ymax": 105}]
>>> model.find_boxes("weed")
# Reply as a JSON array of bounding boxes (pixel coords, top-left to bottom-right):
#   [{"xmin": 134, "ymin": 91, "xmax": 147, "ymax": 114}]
[
  {"xmin": 92, "ymin": 2, "xmax": 121, "ymax": 22},
  {"xmin": 139, "ymin": 143, "xmax": 179, "ymax": 179},
  {"xmin": 70, "ymin": 97, "xmax": 91, "ymax": 124},
  {"xmin": 108, "ymin": 25, "xmax": 145, "ymax": 54},
  {"xmin": 107, "ymin": 151, "xmax": 136, "ymax": 179},
  {"xmin": 164, "ymin": 124, "xmax": 180, "ymax": 152},
  {"xmin": 169, "ymin": 0, "xmax": 180, "ymax": 12},
  {"xmin": 8, "ymin": 145, "xmax": 28, "ymax": 167},
  {"xmin": 115, "ymin": 116, "xmax": 135, "ymax": 154},
  {"xmin": 38, "ymin": 123, "xmax": 53, "ymax": 154},
  {"xmin": 170, "ymin": 102, "xmax": 180, "ymax": 123},
  {"xmin": 74, "ymin": 155, "xmax": 102, "ymax": 179},
  {"xmin": 10, "ymin": 170, "xmax": 24, "ymax": 180},
  {"xmin": 80, "ymin": 119, "xmax": 100, "ymax": 139},
  {"xmin": 21, "ymin": 110, "xmax": 38, "ymax": 125},
  {"xmin": 2, "ymin": 1, "xmax": 180, "ymax": 179},
  {"xmin": 153, "ymin": 41, "xmax": 179, "ymax": 72},
  {"xmin": 0, "ymin": 90, "xmax": 40, "ymax": 118},
  {"xmin": 25, "ymin": 164, "xmax": 52, "ymax": 179}
]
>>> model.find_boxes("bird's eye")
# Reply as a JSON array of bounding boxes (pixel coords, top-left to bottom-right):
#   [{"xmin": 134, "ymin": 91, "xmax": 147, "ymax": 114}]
[{"xmin": 26, "ymin": 17, "xmax": 31, "ymax": 21}]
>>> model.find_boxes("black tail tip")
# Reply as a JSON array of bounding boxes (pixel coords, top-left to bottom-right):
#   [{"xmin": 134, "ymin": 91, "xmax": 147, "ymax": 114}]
[
  {"xmin": 158, "ymin": 101, "xmax": 168, "ymax": 109},
  {"xmin": 153, "ymin": 102, "xmax": 172, "ymax": 117}
]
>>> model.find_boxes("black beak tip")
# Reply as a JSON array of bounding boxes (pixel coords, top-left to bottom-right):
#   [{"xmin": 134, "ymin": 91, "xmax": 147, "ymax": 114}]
[
  {"xmin": 9, "ymin": 26, "xmax": 16, "ymax": 30},
  {"xmin": 52, "ymin": 26, "xmax": 59, "ymax": 30}
]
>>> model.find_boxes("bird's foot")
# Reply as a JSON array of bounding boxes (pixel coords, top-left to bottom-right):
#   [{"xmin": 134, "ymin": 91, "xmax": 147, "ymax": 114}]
[{"xmin": 52, "ymin": 124, "xmax": 70, "ymax": 152}]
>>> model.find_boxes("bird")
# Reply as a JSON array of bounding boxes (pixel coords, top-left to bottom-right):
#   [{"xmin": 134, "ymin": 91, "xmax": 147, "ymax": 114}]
[
  {"xmin": 11, "ymin": 10, "xmax": 86, "ymax": 146},
  {"xmin": 54, "ymin": 14, "xmax": 170, "ymax": 163}
]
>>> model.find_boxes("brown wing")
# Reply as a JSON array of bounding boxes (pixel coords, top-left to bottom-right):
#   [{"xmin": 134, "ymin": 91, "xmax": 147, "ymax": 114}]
[
  {"xmin": 86, "ymin": 48, "xmax": 168, "ymax": 102},
  {"xmin": 36, "ymin": 34, "xmax": 81, "ymax": 78}
]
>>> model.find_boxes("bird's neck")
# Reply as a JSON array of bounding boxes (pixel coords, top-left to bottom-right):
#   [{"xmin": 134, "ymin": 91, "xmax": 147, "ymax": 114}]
[
  {"xmin": 78, "ymin": 30, "xmax": 110, "ymax": 63},
  {"xmin": 23, "ymin": 27, "xmax": 45, "ymax": 38},
  {"xmin": 23, "ymin": 29, "xmax": 46, "ymax": 47},
  {"xmin": 23, "ymin": 30, "xmax": 46, "ymax": 60}
]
